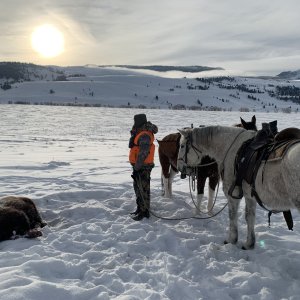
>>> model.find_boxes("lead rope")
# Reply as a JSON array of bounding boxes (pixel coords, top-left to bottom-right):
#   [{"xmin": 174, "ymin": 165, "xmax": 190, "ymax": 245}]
[
  {"xmin": 191, "ymin": 169, "xmax": 196, "ymax": 192},
  {"xmin": 188, "ymin": 173, "xmax": 227, "ymax": 216},
  {"xmin": 148, "ymin": 173, "xmax": 227, "ymax": 221},
  {"xmin": 149, "ymin": 130, "xmax": 247, "ymax": 221}
]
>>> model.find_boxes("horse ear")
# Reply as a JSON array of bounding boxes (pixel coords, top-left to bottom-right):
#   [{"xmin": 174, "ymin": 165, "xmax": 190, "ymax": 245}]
[
  {"xmin": 240, "ymin": 117, "xmax": 246, "ymax": 127},
  {"xmin": 252, "ymin": 115, "xmax": 256, "ymax": 123},
  {"xmin": 178, "ymin": 129, "xmax": 188, "ymax": 137}
]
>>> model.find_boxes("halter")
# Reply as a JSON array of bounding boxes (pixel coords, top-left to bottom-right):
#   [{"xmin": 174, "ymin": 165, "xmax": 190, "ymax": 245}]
[
  {"xmin": 178, "ymin": 131, "xmax": 203, "ymax": 167},
  {"xmin": 179, "ymin": 128, "xmax": 247, "ymax": 179}
]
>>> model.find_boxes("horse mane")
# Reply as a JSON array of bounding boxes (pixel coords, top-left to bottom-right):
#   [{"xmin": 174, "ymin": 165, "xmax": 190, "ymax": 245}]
[
  {"xmin": 192, "ymin": 126, "xmax": 245, "ymax": 146},
  {"xmin": 191, "ymin": 126, "xmax": 215, "ymax": 146}
]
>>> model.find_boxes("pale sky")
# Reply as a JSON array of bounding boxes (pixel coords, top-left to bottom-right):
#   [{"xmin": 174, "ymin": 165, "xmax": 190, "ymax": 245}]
[{"xmin": 1, "ymin": 0, "xmax": 300, "ymax": 75}]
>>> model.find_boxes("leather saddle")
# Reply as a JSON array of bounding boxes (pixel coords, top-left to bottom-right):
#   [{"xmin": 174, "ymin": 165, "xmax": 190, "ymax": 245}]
[
  {"xmin": 235, "ymin": 127, "xmax": 300, "ymax": 186},
  {"xmin": 229, "ymin": 126, "xmax": 300, "ymax": 231}
]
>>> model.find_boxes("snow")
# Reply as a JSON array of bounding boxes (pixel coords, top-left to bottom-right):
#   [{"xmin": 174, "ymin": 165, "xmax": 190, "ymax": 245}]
[
  {"xmin": 1, "ymin": 65, "xmax": 300, "ymax": 112},
  {"xmin": 0, "ymin": 104, "xmax": 299, "ymax": 300}
]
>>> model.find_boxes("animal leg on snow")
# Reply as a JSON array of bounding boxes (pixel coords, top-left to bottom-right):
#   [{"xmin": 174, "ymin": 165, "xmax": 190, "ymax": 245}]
[
  {"xmin": 207, "ymin": 186, "xmax": 215, "ymax": 212},
  {"xmin": 194, "ymin": 193, "xmax": 203, "ymax": 215},
  {"xmin": 160, "ymin": 171, "xmax": 165, "ymax": 196},
  {"xmin": 224, "ymin": 196, "xmax": 240, "ymax": 245},
  {"xmin": 163, "ymin": 177, "xmax": 171, "ymax": 198},
  {"xmin": 242, "ymin": 197, "xmax": 256, "ymax": 249}
]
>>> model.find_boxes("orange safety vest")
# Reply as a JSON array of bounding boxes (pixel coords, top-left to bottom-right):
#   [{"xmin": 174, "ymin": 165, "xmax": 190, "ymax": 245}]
[{"xmin": 129, "ymin": 130, "xmax": 155, "ymax": 165}]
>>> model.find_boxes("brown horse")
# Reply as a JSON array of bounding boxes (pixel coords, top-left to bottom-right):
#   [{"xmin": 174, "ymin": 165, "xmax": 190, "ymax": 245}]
[{"xmin": 157, "ymin": 116, "xmax": 257, "ymax": 213}]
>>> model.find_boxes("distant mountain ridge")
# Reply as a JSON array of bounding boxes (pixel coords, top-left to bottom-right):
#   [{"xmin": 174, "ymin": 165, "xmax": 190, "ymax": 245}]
[
  {"xmin": 98, "ymin": 65, "xmax": 224, "ymax": 73},
  {"xmin": 276, "ymin": 70, "xmax": 300, "ymax": 80},
  {"xmin": 1, "ymin": 61, "xmax": 300, "ymax": 113},
  {"xmin": 0, "ymin": 62, "xmax": 224, "ymax": 83}
]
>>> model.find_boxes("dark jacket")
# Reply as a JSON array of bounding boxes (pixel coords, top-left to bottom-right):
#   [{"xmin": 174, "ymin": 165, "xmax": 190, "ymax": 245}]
[{"xmin": 129, "ymin": 122, "xmax": 158, "ymax": 170}]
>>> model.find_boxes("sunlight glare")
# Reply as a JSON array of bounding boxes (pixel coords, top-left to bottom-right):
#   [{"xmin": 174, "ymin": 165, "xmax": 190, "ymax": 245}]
[{"xmin": 31, "ymin": 24, "xmax": 64, "ymax": 58}]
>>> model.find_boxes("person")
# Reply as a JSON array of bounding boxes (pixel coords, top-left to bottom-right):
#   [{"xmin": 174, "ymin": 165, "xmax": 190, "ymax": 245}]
[{"xmin": 128, "ymin": 114, "xmax": 158, "ymax": 221}]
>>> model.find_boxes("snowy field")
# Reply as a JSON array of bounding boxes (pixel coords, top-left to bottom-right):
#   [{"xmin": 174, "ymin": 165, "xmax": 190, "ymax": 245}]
[
  {"xmin": 0, "ymin": 104, "xmax": 300, "ymax": 300},
  {"xmin": 1, "ymin": 65, "xmax": 300, "ymax": 113}
]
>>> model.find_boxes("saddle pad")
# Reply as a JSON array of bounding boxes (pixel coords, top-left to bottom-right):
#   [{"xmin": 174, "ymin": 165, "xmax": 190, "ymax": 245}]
[{"xmin": 266, "ymin": 139, "xmax": 300, "ymax": 161}]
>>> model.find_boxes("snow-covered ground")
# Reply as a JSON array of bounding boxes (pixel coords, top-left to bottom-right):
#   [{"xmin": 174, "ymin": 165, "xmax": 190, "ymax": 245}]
[
  {"xmin": 1, "ymin": 65, "xmax": 300, "ymax": 113},
  {"xmin": 0, "ymin": 105, "xmax": 299, "ymax": 299}
]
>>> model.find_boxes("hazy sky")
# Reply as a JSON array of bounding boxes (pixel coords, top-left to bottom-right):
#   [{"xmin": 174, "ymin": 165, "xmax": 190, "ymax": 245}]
[{"xmin": 1, "ymin": 0, "xmax": 300, "ymax": 75}]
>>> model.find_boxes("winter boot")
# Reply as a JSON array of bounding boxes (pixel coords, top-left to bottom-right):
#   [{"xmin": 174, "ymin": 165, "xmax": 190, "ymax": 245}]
[
  {"xmin": 132, "ymin": 209, "xmax": 150, "ymax": 221},
  {"xmin": 130, "ymin": 206, "xmax": 141, "ymax": 215}
]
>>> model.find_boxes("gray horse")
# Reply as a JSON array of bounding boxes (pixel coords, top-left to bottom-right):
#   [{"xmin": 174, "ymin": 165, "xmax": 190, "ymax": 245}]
[{"xmin": 177, "ymin": 125, "xmax": 300, "ymax": 249}]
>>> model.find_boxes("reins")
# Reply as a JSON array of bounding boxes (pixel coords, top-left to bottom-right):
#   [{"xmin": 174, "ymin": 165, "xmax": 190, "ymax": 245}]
[
  {"xmin": 134, "ymin": 171, "xmax": 227, "ymax": 221},
  {"xmin": 175, "ymin": 129, "xmax": 246, "ymax": 219},
  {"xmin": 133, "ymin": 129, "xmax": 246, "ymax": 222},
  {"xmin": 188, "ymin": 172, "xmax": 228, "ymax": 218},
  {"xmin": 150, "ymin": 168, "xmax": 227, "ymax": 221},
  {"xmin": 219, "ymin": 130, "xmax": 246, "ymax": 174}
]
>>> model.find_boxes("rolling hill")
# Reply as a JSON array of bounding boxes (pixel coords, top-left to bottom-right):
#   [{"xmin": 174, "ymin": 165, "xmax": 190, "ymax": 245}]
[{"xmin": 0, "ymin": 62, "xmax": 300, "ymax": 112}]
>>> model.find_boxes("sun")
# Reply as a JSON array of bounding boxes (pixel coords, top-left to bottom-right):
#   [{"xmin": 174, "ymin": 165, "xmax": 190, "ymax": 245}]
[{"xmin": 31, "ymin": 24, "xmax": 64, "ymax": 58}]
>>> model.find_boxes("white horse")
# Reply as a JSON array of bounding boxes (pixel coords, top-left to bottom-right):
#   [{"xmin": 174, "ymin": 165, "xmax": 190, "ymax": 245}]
[{"xmin": 177, "ymin": 126, "xmax": 300, "ymax": 249}]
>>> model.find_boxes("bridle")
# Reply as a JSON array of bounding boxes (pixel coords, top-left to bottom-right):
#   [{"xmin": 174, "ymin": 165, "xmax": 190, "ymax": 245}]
[
  {"xmin": 179, "ymin": 128, "xmax": 246, "ymax": 172},
  {"xmin": 178, "ymin": 131, "xmax": 203, "ymax": 168}
]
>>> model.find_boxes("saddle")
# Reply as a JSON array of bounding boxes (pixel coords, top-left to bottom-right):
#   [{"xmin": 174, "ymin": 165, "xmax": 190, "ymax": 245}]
[
  {"xmin": 230, "ymin": 125, "xmax": 300, "ymax": 230},
  {"xmin": 241, "ymin": 136, "xmax": 300, "ymax": 184}
]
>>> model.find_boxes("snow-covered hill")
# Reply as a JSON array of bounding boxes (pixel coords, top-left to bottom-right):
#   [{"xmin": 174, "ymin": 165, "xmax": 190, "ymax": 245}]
[
  {"xmin": 0, "ymin": 62, "xmax": 66, "ymax": 83},
  {"xmin": 0, "ymin": 64, "xmax": 300, "ymax": 112},
  {"xmin": 276, "ymin": 69, "xmax": 300, "ymax": 80}
]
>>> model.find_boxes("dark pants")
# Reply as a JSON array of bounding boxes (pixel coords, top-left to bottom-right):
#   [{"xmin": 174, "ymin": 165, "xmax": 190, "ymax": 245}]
[{"xmin": 133, "ymin": 167, "xmax": 152, "ymax": 212}]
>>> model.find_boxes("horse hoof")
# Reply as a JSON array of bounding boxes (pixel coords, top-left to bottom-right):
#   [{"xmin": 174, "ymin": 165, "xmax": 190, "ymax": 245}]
[
  {"xmin": 224, "ymin": 239, "xmax": 238, "ymax": 245},
  {"xmin": 242, "ymin": 245, "xmax": 255, "ymax": 250}
]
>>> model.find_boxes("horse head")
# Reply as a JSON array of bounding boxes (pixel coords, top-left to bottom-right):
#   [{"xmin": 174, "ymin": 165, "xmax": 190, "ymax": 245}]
[
  {"xmin": 240, "ymin": 115, "xmax": 257, "ymax": 131},
  {"xmin": 177, "ymin": 128, "xmax": 205, "ymax": 174}
]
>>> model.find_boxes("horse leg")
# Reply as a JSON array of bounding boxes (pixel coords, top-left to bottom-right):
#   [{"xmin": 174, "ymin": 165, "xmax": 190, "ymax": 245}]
[
  {"xmin": 163, "ymin": 165, "xmax": 176, "ymax": 198},
  {"xmin": 160, "ymin": 154, "xmax": 172, "ymax": 198},
  {"xmin": 224, "ymin": 195, "xmax": 240, "ymax": 245},
  {"xmin": 196, "ymin": 170, "xmax": 206, "ymax": 213},
  {"xmin": 207, "ymin": 173, "xmax": 219, "ymax": 212},
  {"xmin": 243, "ymin": 197, "xmax": 256, "ymax": 249},
  {"xmin": 167, "ymin": 167, "xmax": 177, "ymax": 198},
  {"xmin": 161, "ymin": 170, "xmax": 165, "ymax": 196},
  {"xmin": 162, "ymin": 173, "xmax": 171, "ymax": 198}
]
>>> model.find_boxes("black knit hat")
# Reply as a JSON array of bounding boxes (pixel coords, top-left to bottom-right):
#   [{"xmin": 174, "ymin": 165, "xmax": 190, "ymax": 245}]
[{"xmin": 134, "ymin": 114, "xmax": 147, "ymax": 128}]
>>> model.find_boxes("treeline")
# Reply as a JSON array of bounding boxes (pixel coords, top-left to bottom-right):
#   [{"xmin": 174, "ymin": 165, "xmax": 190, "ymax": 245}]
[
  {"xmin": 0, "ymin": 62, "xmax": 37, "ymax": 80},
  {"xmin": 0, "ymin": 62, "xmax": 65, "ymax": 82},
  {"xmin": 275, "ymin": 85, "xmax": 300, "ymax": 104},
  {"xmin": 195, "ymin": 76, "xmax": 235, "ymax": 84},
  {"xmin": 101, "ymin": 65, "xmax": 224, "ymax": 73}
]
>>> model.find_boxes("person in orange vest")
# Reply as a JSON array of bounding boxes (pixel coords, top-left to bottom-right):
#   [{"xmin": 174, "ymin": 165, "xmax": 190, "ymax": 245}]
[{"xmin": 129, "ymin": 114, "xmax": 158, "ymax": 221}]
